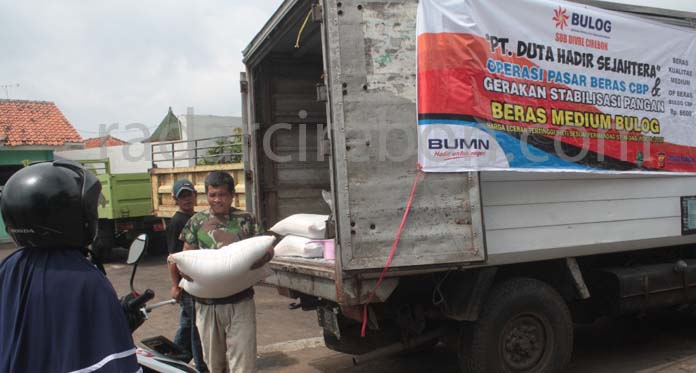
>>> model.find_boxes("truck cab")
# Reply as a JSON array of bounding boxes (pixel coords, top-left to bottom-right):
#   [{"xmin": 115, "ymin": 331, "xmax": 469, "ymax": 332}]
[{"xmin": 79, "ymin": 159, "xmax": 165, "ymax": 260}]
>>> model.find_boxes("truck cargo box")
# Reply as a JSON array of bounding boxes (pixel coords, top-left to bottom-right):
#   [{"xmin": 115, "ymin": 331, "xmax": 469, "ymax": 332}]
[{"xmin": 242, "ymin": 0, "xmax": 696, "ymax": 305}]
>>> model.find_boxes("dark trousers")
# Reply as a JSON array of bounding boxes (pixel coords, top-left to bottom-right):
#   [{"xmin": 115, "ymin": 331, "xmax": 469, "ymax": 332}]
[{"xmin": 174, "ymin": 291, "xmax": 208, "ymax": 372}]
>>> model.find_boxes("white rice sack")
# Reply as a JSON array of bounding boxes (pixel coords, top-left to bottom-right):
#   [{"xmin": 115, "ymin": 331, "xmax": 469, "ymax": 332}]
[
  {"xmin": 275, "ymin": 235, "xmax": 323, "ymax": 258},
  {"xmin": 270, "ymin": 214, "xmax": 328, "ymax": 239},
  {"xmin": 303, "ymin": 242, "xmax": 324, "ymax": 258},
  {"xmin": 275, "ymin": 235, "xmax": 311, "ymax": 257},
  {"xmin": 170, "ymin": 236, "xmax": 275, "ymax": 299}
]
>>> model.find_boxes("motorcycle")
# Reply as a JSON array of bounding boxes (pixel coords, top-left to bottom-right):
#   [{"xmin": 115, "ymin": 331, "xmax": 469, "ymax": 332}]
[{"xmin": 123, "ymin": 234, "xmax": 199, "ymax": 373}]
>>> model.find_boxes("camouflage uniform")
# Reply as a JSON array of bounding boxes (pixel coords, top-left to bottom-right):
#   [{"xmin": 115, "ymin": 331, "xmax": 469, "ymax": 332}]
[
  {"xmin": 179, "ymin": 208, "xmax": 264, "ymax": 373},
  {"xmin": 180, "ymin": 208, "xmax": 262, "ymax": 250}
]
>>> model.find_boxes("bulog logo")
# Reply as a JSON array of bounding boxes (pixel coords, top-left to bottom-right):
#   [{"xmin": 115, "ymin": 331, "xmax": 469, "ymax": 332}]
[
  {"xmin": 554, "ymin": 7, "xmax": 612, "ymax": 33},
  {"xmin": 553, "ymin": 7, "xmax": 569, "ymax": 30}
]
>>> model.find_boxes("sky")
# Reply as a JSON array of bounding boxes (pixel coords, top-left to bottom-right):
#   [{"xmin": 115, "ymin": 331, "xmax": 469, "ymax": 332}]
[
  {"xmin": 0, "ymin": 0, "xmax": 283, "ymax": 140},
  {"xmin": 3, "ymin": 0, "xmax": 695, "ymax": 142}
]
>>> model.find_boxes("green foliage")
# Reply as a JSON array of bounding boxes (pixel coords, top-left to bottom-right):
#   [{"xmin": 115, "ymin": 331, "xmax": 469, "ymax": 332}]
[{"xmin": 197, "ymin": 135, "xmax": 243, "ymax": 165}]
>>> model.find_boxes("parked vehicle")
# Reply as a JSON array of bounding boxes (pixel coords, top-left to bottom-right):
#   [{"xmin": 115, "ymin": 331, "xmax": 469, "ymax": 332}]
[
  {"xmin": 241, "ymin": 0, "xmax": 696, "ymax": 371},
  {"xmin": 149, "ymin": 136, "xmax": 247, "ymax": 219},
  {"xmin": 78, "ymin": 159, "xmax": 165, "ymax": 260},
  {"xmin": 124, "ymin": 234, "xmax": 199, "ymax": 373}
]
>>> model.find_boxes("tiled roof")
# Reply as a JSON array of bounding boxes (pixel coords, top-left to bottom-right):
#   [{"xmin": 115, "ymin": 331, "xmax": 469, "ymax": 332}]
[
  {"xmin": 0, "ymin": 99, "xmax": 83, "ymax": 146},
  {"xmin": 83, "ymin": 135, "xmax": 128, "ymax": 148}
]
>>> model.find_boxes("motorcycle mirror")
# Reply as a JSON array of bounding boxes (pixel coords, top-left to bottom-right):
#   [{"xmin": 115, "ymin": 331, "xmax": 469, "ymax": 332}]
[
  {"xmin": 128, "ymin": 234, "xmax": 148, "ymax": 294},
  {"xmin": 127, "ymin": 234, "xmax": 148, "ymax": 265}
]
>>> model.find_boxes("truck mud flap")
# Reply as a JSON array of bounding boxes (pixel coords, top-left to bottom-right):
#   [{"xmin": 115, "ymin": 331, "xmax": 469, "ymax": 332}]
[{"xmin": 317, "ymin": 306, "xmax": 341, "ymax": 338}]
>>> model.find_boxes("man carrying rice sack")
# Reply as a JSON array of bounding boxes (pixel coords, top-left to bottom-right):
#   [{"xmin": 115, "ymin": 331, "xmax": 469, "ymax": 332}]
[{"xmin": 178, "ymin": 171, "xmax": 273, "ymax": 373}]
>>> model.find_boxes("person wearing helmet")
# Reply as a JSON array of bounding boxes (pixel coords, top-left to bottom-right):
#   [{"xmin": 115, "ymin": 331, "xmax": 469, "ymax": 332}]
[{"xmin": 0, "ymin": 160, "xmax": 140, "ymax": 372}]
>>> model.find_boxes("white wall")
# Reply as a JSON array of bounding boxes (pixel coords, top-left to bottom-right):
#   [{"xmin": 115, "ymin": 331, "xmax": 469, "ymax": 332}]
[
  {"xmin": 180, "ymin": 113, "xmax": 243, "ymax": 141},
  {"xmin": 59, "ymin": 112, "xmax": 245, "ymax": 171},
  {"xmin": 56, "ymin": 144, "xmax": 152, "ymax": 173},
  {"xmin": 169, "ymin": 112, "xmax": 243, "ymax": 167},
  {"xmin": 150, "ymin": 141, "xmax": 194, "ymax": 168}
]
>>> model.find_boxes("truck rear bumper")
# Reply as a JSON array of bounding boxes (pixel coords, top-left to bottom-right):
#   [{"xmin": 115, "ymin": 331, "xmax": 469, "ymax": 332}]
[
  {"xmin": 267, "ymin": 257, "xmax": 338, "ymax": 301},
  {"xmin": 266, "ymin": 257, "xmax": 400, "ymax": 306}
]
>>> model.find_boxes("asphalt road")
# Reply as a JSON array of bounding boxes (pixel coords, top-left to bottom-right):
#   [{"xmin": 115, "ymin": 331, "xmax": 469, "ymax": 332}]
[{"xmin": 4, "ymin": 242, "xmax": 696, "ymax": 372}]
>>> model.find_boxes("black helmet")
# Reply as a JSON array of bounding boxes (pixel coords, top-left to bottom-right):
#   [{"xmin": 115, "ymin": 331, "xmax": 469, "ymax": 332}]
[{"xmin": 0, "ymin": 160, "xmax": 102, "ymax": 249}]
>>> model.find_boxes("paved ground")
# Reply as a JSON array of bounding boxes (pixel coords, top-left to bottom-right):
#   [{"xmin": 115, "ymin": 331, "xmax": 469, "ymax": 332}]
[{"xmin": 5, "ymin": 242, "xmax": 696, "ymax": 372}]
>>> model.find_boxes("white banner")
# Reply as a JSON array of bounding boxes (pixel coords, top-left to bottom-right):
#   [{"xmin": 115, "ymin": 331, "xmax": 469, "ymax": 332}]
[{"xmin": 417, "ymin": 0, "xmax": 696, "ymax": 173}]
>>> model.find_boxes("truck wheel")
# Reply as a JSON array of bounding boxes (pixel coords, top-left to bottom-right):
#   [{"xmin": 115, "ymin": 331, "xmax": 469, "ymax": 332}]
[
  {"xmin": 458, "ymin": 278, "xmax": 573, "ymax": 373},
  {"xmin": 92, "ymin": 219, "xmax": 115, "ymax": 262}
]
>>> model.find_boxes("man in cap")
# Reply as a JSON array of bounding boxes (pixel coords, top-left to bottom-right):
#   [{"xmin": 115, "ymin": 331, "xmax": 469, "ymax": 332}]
[{"xmin": 167, "ymin": 178, "xmax": 208, "ymax": 373}]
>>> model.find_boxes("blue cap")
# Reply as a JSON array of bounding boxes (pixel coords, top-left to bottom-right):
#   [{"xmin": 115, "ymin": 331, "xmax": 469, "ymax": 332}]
[{"xmin": 172, "ymin": 178, "xmax": 196, "ymax": 198}]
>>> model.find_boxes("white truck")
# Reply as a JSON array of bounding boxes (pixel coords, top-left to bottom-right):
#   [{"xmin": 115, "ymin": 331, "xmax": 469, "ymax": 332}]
[{"xmin": 241, "ymin": 0, "xmax": 696, "ymax": 371}]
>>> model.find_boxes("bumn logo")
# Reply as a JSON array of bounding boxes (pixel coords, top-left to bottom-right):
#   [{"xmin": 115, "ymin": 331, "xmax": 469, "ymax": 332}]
[
  {"xmin": 428, "ymin": 138, "xmax": 490, "ymax": 150},
  {"xmin": 553, "ymin": 7, "xmax": 569, "ymax": 30}
]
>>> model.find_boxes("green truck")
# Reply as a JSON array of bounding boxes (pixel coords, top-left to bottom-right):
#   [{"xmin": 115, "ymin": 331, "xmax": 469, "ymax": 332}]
[{"xmin": 79, "ymin": 159, "xmax": 165, "ymax": 260}]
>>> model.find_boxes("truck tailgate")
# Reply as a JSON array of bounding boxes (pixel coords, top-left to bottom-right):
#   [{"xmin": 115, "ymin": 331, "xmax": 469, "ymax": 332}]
[{"xmin": 266, "ymin": 257, "xmax": 337, "ymax": 302}]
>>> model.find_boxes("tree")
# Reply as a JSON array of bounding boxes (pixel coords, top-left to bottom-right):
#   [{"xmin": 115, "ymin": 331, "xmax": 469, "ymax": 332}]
[{"xmin": 197, "ymin": 130, "xmax": 243, "ymax": 165}]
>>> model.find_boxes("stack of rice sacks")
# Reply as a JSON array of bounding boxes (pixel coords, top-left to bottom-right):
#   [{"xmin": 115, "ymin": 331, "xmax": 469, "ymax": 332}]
[{"xmin": 271, "ymin": 214, "xmax": 329, "ymax": 259}]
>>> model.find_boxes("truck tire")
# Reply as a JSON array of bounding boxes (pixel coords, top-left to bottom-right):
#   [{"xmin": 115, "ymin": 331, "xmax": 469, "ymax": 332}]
[
  {"xmin": 458, "ymin": 278, "xmax": 573, "ymax": 373},
  {"xmin": 92, "ymin": 219, "xmax": 115, "ymax": 262}
]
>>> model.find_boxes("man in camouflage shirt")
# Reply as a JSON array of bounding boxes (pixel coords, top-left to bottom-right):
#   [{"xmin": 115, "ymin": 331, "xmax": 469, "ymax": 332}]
[
  {"xmin": 179, "ymin": 171, "xmax": 272, "ymax": 373},
  {"xmin": 182, "ymin": 210, "xmax": 261, "ymax": 250}
]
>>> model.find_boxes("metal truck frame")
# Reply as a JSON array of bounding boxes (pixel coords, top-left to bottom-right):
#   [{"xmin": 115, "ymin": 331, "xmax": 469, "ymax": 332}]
[
  {"xmin": 149, "ymin": 135, "xmax": 247, "ymax": 218},
  {"xmin": 242, "ymin": 1, "xmax": 696, "ymax": 371}
]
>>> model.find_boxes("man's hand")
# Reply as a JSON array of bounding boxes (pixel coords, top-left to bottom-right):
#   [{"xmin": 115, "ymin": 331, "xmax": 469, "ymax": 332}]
[
  {"xmin": 250, "ymin": 247, "xmax": 274, "ymax": 270},
  {"xmin": 170, "ymin": 285, "xmax": 181, "ymax": 302}
]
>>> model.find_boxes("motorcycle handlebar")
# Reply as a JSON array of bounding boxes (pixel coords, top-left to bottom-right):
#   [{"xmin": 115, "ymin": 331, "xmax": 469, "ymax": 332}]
[
  {"xmin": 145, "ymin": 299, "xmax": 177, "ymax": 313},
  {"xmin": 127, "ymin": 289, "xmax": 154, "ymax": 311}
]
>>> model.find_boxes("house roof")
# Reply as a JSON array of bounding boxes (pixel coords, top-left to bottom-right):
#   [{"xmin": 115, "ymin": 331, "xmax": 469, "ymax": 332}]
[
  {"xmin": 143, "ymin": 107, "xmax": 182, "ymax": 143},
  {"xmin": 83, "ymin": 135, "xmax": 128, "ymax": 148},
  {"xmin": 0, "ymin": 99, "xmax": 82, "ymax": 146}
]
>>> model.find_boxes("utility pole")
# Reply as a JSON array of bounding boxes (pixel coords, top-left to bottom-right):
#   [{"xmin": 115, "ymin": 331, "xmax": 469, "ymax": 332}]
[{"xmin": 0, "ymin": 83, "xmax": 20, "ymax": 99}]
